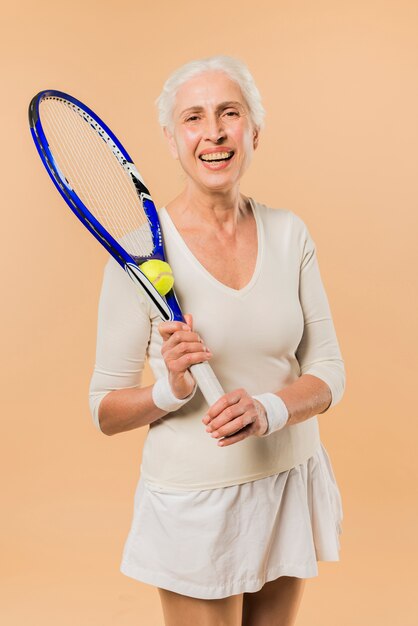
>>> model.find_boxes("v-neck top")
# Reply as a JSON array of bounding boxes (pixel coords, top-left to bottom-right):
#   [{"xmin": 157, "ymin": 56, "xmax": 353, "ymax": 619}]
[
  {"xmin": 158, "ymin": 198, "xmax": 263, "ymax": 297},
  {"xmin": 89, "ymin": 201, "xmax": 345, "ymax": 491}
]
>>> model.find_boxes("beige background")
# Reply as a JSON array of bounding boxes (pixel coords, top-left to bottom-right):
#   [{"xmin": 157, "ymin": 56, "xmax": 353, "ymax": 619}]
[{"xmin": 1, "ymin": 1, "xmax": 417, "ymax": 624}]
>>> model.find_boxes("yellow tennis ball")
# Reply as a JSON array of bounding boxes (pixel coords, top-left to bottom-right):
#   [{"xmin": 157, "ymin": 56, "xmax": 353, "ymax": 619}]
[{"xmin": 140, "ymin": 260, "xmax": 174, "ymax": 296}]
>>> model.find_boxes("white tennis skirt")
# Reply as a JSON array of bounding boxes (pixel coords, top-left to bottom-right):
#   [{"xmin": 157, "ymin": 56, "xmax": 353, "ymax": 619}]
[{"xmin": 120, "ymin": 441, "xmax": 343, "ymax": 600}]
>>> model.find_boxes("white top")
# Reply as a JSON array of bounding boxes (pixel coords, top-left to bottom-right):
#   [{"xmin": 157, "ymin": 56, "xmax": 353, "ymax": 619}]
[{"xmin": 89, "ymin": 200, "xmax": 345, "ymax": 491}]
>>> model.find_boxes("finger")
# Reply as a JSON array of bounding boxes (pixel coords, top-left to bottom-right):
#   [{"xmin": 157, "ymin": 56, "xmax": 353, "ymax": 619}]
[
  {"xmin": 208, "ymin": 407, "xmax": 255, "ymax": 439},
  {"xmin": 161, "ymin": 331, "xmax": 206, "ymax": 354},
  {"xmin": 165, "ymin": 341, "xmax": 212, "ymax": 361},
  {"xmin": 167, "ymin": 351, "xmax": 213, "ymax": 372},
  {"xmin": 205, "ymin": 388, "xmax": 246, "ymax": 422},
  {"xmin": 158, "ymin": 321, "xmax": 191, "ymax": 341},
  {"xmin": 205, "ymin": 401, "xmax": 246, "ymax": 434},
  {"xmin": 216, "ymin": 423, "xmax": 258, "ymax": 447},
  {"xmin": 183, "ymin": 313, "xmax": 193, "ymax": 330}
]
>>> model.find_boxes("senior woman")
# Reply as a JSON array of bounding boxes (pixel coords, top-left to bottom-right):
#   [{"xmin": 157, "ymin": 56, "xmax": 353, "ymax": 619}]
[{"xmin": 89, "ymin": 55, "xmax": 345, "ymax": 626}]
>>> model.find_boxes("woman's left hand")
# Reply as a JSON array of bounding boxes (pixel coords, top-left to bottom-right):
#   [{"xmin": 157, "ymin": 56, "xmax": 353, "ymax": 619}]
[{"xmin": 202, "ymin": 389, "xmax": 269, "ymax": 446}]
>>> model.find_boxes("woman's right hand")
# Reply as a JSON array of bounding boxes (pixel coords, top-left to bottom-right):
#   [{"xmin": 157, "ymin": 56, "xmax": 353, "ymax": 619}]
[{"xmin": 158, "ymin": 313, "xmax": 212, "ymax": 400}]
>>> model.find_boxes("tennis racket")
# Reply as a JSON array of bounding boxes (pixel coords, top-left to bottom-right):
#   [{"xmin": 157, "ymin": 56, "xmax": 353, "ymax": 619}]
[{"xmin": 28, "ymin": 89, "xmax": 225, "ymax": 406}]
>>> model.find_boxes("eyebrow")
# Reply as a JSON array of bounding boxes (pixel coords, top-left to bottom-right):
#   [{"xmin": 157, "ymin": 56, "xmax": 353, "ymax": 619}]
[{"xmin": 179, "ymin": 101, "xmax": 246, "ymax": 117}]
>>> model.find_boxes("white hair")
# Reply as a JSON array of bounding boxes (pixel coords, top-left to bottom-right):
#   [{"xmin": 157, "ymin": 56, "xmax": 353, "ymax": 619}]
[{"xmin": 155, "ymin": 55, "xmax": 265, "ymax": 132}]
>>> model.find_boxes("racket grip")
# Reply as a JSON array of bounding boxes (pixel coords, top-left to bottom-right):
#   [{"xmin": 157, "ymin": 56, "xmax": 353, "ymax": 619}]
[{"xmin": 189, "ymin": 361, "xmax": 225, "ymax": 407}]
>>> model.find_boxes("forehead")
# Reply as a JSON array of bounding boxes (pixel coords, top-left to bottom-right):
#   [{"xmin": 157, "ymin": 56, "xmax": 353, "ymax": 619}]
[{"xmin": 173, "ymin": 71, "xmax": 246, "ymax": 114}]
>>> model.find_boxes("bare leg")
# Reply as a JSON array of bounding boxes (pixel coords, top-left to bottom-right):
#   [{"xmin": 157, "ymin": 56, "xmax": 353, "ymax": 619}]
[
  {"xmin": 158, "ymin": 588, "xmax": 244, "ymax": 626},
  {"xmin": 242, "ymin": 576, "xmax": 306, "ymax": 626}
]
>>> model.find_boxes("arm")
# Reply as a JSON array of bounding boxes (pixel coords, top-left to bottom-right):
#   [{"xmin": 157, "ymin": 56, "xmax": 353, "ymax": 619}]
[
  {"xmin": 98, "ymin": 386, "xmax": 166, "ymax": 436},
  {"xmin": 259, "ymin": 217, "xmax": 345, "ymax": 431},
  {"xmin": 88, "ymin": 257, "xmax": 159, "ymax": 435},
  {"xmin": 290, "ymin": 217, "xmax": 345, "ymax": 415},
  {"xmin": 89, "ymin": 259, "xmax": 211, "ymax": 436},
  {"xmin": 97, "ymin": 317, "xmax": 212, "ymax": 436},
  {"xmin": 272, "ymin": 373, "xmax": 332, "ymax": 427}
]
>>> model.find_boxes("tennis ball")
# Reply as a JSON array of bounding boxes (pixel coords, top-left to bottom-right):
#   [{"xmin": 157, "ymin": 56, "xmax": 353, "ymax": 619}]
[{"xmin": 140, "ymin": 260, "xmax": 174, "ymax": 296}]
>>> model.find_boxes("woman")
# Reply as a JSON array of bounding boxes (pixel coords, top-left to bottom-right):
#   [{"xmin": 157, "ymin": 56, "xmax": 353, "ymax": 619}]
[{"xmin": 89, "ymin": 55, "xmax": 345, "ymax": 626}]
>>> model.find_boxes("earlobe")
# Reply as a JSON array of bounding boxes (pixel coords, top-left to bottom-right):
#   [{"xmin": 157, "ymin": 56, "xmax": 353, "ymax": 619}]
[{"xmin": 163, "ymin": 127, "xmax": 179, "ymax": 160}]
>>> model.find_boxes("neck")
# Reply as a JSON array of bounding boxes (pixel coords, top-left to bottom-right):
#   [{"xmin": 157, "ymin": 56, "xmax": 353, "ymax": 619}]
[{"xmin": 167, "ymin": 182, "xmax": 250, "ymax": 233}]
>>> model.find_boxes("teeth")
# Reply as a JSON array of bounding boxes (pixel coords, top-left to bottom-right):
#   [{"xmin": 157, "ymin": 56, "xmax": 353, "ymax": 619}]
[{"xmin": 200, "ymin": 151, "xmax": 232, "ymax": 161}]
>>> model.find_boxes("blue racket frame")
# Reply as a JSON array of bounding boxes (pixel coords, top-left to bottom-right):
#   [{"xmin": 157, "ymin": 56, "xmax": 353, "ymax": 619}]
[{"xmin": 29, "ymin": 89, "xmax": 183, "ymax": 322}]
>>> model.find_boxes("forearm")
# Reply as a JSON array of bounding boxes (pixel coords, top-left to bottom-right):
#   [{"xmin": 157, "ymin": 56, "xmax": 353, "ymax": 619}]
[
  {"xmin": 98, "ymin": 384, "xmax": 168, "ymax": 436},
  {"xmin": 277, "ymin": 374, "xmax": 332, "ymax": 427}
]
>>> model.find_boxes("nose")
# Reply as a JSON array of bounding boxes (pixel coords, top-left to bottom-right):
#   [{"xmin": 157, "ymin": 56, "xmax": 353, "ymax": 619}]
[{"xmin": 203, "ymin": 114, "xmax": 226, "ymax": 143}]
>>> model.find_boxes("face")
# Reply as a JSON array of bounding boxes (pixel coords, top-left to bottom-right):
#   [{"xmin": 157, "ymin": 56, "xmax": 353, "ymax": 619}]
[{"xmin": 164, "ymin": 71, "xmax": 259, "ymax": 194}]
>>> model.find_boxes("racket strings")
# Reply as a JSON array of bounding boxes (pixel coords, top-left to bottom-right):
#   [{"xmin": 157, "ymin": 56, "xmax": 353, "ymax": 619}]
[
  {"xmin": 44, "ymin": 99, "xmax": 149, "ymax": 252},
  {"xmin": 56, "ymin": 108, "xmax": 139, "ymax": 249},
  {"xmin": 40, "ymin": 97, "xmax": 154, "ymax": 257}
]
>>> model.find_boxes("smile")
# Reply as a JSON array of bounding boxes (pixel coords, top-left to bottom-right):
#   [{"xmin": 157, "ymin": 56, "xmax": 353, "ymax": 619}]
[{"xmin": 199, "ymin": 151, "xmax": 234, "ymax": 162}]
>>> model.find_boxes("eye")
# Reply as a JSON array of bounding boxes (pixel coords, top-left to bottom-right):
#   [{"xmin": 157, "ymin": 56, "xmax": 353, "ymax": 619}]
[
  {"xmin": 185, "ymin": 114, "xmax": 201, "ymax": 123},
  {"xmin": 223, "ymin": 109, "xmax": 240, "ymax": 118}
]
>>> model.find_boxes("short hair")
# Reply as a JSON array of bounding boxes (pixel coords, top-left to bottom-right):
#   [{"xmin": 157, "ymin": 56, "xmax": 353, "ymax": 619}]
[{"xmin": 155, "ymin": 55, "xmax": 265, "ymax": 132}]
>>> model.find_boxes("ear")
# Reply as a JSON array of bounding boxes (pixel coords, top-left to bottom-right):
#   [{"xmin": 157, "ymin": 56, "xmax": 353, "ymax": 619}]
[
  {"xmin": 252, "ymin": 126, "xmax": 260, "ymax": 150},
  {"xmin": 163, "ymin": 126, "xmax": 179, "ymax": 160}
]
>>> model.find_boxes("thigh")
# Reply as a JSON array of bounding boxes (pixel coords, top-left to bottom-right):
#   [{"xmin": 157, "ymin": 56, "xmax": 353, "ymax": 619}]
[
  {"xmin": 158, "ymin": 588, "xmax": 244, "ymax": 626},
  {"xmin": 242, "ymin": 576, "xmax": 306, "ymax": 626}
]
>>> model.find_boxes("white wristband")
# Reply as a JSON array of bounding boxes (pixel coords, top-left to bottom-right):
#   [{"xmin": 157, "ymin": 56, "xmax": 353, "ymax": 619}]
[
  {"xmin": 252, "ymin": 393, "xmax": 289, "ymax": 437},
  {"xmin": 152, "ymin": 374, "xmax": 197, "ymax": 413}
]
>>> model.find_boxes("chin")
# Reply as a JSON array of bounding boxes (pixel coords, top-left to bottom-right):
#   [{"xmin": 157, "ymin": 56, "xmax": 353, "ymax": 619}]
[
  {"xmin": 196, "ymin": 169, "xmax": 242, "ymax": 193},
  {"xmin": 199, "ymin": 177, "xmax": 239, "ymax": 194}
]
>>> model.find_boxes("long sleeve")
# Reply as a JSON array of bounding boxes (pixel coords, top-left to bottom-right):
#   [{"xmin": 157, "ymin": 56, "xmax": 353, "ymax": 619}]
[
  {"xmin": 88, "ymin": 257, "xmax": 152, "ymax": 432},
  {"xmin": 294, "ymin": 216, "xmax": 346, "ymax": 409}
]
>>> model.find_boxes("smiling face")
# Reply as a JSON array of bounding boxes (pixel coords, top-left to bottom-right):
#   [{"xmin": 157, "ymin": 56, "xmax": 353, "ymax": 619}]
[{"xmin": 164, "ymin": 71, "xmax": 259, "ymax": 196}]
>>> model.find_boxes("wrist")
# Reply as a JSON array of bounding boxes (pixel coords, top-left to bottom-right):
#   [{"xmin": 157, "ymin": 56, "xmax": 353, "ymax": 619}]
[
  {"xmin": 252, "ymin": 392, "xmax": 289, "ymax": 437},
  {"xmin": 169, "ymin": 371, "xmax": 196, "ymax": 400},
  {"xmin": 152, "ymin": 373, "xmax": 197, "ymax": 413}
]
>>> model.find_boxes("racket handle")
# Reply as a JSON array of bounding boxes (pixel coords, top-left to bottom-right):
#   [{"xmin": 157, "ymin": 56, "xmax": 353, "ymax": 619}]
[{"xmin": 189, "ymin": 361, "xmax": 225, "ymax": 406}]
